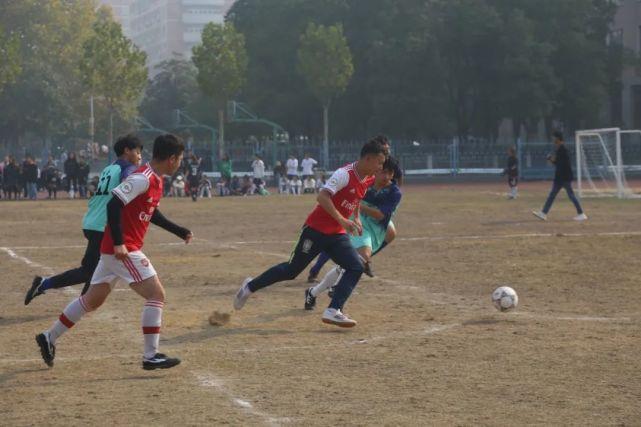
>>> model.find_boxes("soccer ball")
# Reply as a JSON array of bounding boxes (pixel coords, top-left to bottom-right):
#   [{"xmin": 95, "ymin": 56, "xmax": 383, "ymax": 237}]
[
  {"xmin": 492, "ymin": 286, "xmax": 518, "ymax": 312},
  {"xmin": 101, "ymin": 144, "xmax": 109, "ymax": 154}
]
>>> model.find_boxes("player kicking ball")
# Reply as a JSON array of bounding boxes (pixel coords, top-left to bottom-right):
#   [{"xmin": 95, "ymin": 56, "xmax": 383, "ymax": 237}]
[
  {"xmin": 25, "ymin": 135, "xmax": 142, "ymax": 304},
  {"xmin": 36, "ymin": 134, "xmax": 192, "ymax": 370},
  {"xmin": 233, "ymin": 136, "xmax": 389, "ymax": 327},
  {"xmin": 304, "ymin": 157, "xmax": 402, "ymax": 309}
]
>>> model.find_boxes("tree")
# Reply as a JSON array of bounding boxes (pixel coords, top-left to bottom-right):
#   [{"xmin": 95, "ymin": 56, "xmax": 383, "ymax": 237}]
[
  {"xmin": 140, "ymin": 56, "xmax": 199, "ymax": 129},
  {"xmin": 80, "ymin": 7, "xmax": 147, "ymax": 146},
  {"xmin": 0, "ymin": 25, "xmax": 21, "ymax": 93},
  {"xmin": 192, "ymin": 22, "xmax": 247, "ymax": 158},
  {"xmin": 297, "ymin": 23, "xmax": 353, "ymax": 166}
]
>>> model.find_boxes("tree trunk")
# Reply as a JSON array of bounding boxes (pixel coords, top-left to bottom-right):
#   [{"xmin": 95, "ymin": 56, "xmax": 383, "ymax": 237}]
[
  {"xmin": 323, "ymin": 103, "xmax": 329, "ymax": 169},
  {"xmin": 218, "ymin": 108, "xmax": 225, "ymax": 160}
]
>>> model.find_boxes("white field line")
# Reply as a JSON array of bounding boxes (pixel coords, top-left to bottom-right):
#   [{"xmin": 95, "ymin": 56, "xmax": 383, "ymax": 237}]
[
  {"xmin": 0, "ymin": 247, "xmax": 55, "ymax": 275},
  {"xmin": 7, "ymin": 229, "xmax": 641, "ymax": 252},
  {"xmin": 193, "ymin": 372, "xmax": 292, "ymax": 426}
]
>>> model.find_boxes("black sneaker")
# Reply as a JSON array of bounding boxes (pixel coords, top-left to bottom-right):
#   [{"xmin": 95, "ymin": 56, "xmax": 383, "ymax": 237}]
[
  {"xmin": 143, "ymin": 353, "xmax": 181, "ymax": 370},
  {"xmin": 307, "ymin": 271, "xmax": 319, "ymax": 283},
  {"xmin": 363, "ymin": 261, "xmax": 374, "ymax": 278},
  {"xmin": 304, "ymin": 287, "xmax": 316, "ymax": 310},
  {"xmin": 25, "ymin": 276, "xmax": 45, "ymax": 306},
  {"xmin": 36, "ymin": 332, "xmax": 55, "ymax": 367}
]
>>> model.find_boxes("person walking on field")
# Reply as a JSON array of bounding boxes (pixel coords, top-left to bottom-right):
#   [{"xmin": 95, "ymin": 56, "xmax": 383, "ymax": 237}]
[{"xmin": 533, "ymin": 131, "xmax": 587, "ymax": 221}]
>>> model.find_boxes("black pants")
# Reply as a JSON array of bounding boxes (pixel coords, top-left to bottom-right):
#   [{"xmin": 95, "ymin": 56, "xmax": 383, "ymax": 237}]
[
  {"xmin": 47, "ymin": 229, "xmax": 103, "ymax": 295},
  {"xmin": 248, "ymin": 225, "xmax": 364, "ymax": 310}
]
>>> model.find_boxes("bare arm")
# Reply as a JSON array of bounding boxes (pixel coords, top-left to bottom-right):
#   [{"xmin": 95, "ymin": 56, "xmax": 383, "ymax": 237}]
[{"xmin": 359, "ymin": 203, "xmax": 384, "ymax": 221}]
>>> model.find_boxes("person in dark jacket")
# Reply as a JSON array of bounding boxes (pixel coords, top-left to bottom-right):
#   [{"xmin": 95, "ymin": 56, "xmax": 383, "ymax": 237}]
[
  {"xmin": 42, "ymin": 160, "xmax": 61, "ymax": 199},
  {"xmin": 3, "ymin": 156, "xmax": 21, "ymax": 200},
  {"xmin": 23, "ymin": 156, "xmax": 39, "ymax": 200},
  {"xmin": 533, "ymin": 131, "xmax": 587, "ymax": 221},
  {"xmin": 64, "ymin": 151, "xmax": 79, "ymax": 197},
  {"xmin": 504, "ymin": 146, "xmax": 518, "ymax": 199},
  {"xmin": 77, "ymin": 157, "xmax": 90, "ymax": 198}
]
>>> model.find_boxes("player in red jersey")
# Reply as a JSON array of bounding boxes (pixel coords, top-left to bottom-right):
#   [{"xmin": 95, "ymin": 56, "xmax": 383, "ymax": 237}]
[
  {"xmin": 233, "ymin": 136, "xmax": 389, "ymax": 327},
  {"xmin": 36, "ymin": 134, "xmax": 192, "ymax": 370}
]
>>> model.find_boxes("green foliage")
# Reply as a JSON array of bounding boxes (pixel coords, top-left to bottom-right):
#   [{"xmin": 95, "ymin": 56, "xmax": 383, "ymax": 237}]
[
  {"xmin": 80, "ymin": 8, "xmax": 147, "ymax": 122},
  {"xmin": 297, "ymin": 23, "xmax": 353, "ymax": 107},
  {"xmin": 192, "ymin": 22, "xmax": 248, "ymax": 105},
  {"xmin": 0, "ymin": 25, "xmax": 21, "ymax": 93}
]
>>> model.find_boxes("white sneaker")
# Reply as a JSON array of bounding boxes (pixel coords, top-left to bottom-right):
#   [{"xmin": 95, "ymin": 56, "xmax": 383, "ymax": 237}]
[
  {"xmin": 573, "ymin": 213, "xmax": 588, "ymax": 221},
  {"xmin": 233, "ymin": 278, "xmax": 252, "ymax": 310},
  {"xmin": 532, "ymin": 210, "xmax": 547, "ymax": 221},
  {"xmin": 322, "ymin": 308, "xmax": 357, "ymax": 328}
]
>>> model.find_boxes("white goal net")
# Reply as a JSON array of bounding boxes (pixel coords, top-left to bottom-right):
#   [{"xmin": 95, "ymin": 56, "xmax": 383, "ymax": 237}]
[{"xmin": 576, "ymin": 127, "xmax": 641, "ymax": 198}]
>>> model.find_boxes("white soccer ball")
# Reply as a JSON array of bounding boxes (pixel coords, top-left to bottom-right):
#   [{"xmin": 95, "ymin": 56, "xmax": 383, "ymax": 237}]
[
  {"xmin": 101, "ymin": 144, "xmax": 109, "ymax": 154},
  {"xmin": 492, "ymin": 286, "xmax": 518, "ymax": 312}
]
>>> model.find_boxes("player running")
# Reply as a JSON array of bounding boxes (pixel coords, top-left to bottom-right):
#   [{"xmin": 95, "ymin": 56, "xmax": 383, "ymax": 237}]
[
  {"xmin": 24, "ymin": 135, "xmax": 143, "ymax": 305},
  {"xmin": 306, "ymin": 154, "xmax": 402, "ymax": 282},
  {"xmin": 233, "ymin": 136, "xmax": 389, "ymax": 328},
  {"xmin": 35, "ymin": 134, "xmax": 192, "ymax": 370},
  {"xmin": 304, "ymin": 156, "xmax": 402, "ymax": 309}
]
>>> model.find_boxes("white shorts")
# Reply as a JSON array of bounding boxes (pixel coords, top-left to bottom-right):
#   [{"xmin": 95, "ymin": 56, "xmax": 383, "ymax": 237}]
[{"xmin": 90, "ymin": 251, "xmax": 157, "ymax": 288}]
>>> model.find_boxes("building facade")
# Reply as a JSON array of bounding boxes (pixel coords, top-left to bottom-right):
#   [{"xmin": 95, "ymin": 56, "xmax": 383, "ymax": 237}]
[
  {"xmin": 98, "ymin": 0, "xmax": 133, "ymax": 36},
  {"xmin": 129, "ymin": 0, "xmax": 235, "ymax": 73}
]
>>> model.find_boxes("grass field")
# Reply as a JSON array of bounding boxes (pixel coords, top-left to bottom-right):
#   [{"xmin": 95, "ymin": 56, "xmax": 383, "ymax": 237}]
[{"xmin": 1, "ymin": 181, "xmax": 641, "ymax": 426}]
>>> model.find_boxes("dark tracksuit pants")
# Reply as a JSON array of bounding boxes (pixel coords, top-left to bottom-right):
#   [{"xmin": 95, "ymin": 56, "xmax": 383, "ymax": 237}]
[
  {"xmin": 46, "ymin": 229, "xmax": 103, "ymax": 295},
  {"xmin": 542, "ymin": 180, "xmax": 583, "ymax": 215},
  {"xmin": 248, "ymin": 225, "xmax": 364, "ymax": 310}
]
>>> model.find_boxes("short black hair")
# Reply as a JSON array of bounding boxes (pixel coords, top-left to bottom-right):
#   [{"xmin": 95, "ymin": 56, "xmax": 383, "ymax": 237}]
[
  {"xmin": 360, "ymin": 135, "xmax": 390, "ymax": 158},
  {"xmin": 153, "ymin": 134, "xmax": 184, "ymax": 160},
  {"xmin": 553, "ymin": 130, "xmax": 564, "ymax": 141},
  {"xmin": 382, "ymin": 156, "xmax": 400, "ymax": 177},
  {"xmin": 114, "ymin": 134, "xmax": 143, "ymax": 157}
]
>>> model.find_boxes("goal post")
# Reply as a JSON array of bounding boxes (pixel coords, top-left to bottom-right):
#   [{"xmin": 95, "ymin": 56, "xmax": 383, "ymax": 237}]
[{"xmin": 575, "ymin": 128, "xmax": 641, "ymax": 198}]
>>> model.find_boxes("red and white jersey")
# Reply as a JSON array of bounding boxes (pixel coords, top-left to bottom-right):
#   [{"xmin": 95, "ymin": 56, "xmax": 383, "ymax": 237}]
[
  {"xmin": 101, "ymin": 164, "xmax": 163, "ymax": 254},
  {"xmin": 305, "ymin": 162, "xmax": 374, "ymax": 234}
]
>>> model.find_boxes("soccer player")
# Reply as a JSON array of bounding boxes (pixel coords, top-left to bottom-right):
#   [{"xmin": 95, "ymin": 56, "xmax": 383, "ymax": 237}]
[
  {"xmin": 25, "ymin": 135, "xmax": 143, "ymax": 305},
  {"xmin": 233, "ymin": 137, "xmax": 389, "ymax": 327},
  {"xmin": 504, "ymin": 146, "xmax": 518, "ymax": 199},
  {"xmin": 35, "ymin": 134, "xmax": 192, "ymax": 370},
  {"xmin": 186, "ymin": 153, "xmax": 201, "ymax": 202},
  {"xmin": 304, "ymin": 157, "xmax": 402, "ymax": 309},
  {"xmin": 533, "ymin": 131, "xmax": 587, "ymax": 221},
  {"xmin": 307, "ymin": 154, "xmax": 402, "ymax": 282}
]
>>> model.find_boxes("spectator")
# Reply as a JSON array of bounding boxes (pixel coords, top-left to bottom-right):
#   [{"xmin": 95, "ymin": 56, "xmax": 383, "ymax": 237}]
[
  {"xmin": 286, "ymin": 154, "xmax": 298, "ymax": 180},
  {"xmin": 230, "ymin": 175, "xmax": 241, "ymax": 195},
  {"xmin": 251, "ymin": 154, "xmax": 265, "ymax": 193},
  {"xmin": 273, "ymin": 160, "xmax": 286, "ymax": 192},
  {"xmin": 23, "ymin": 155, "xmax": 39, "ymax": 200},
  {"xmin": 219, "ymin": 154, "xmax": 232, "ymax": 193},
  {"xmin": 77, "ymin": 157, "xmax": 90, "ymax": 198},
  {"xmin": 3, "ymin": 156, "xmax": 20, "ymax": 200},
  {"xmin": 171, "ymin": 174, "xmax": 186, "ymax": 197},
  {"xmin": 199, "ymin": 175, "xmax": 213, "ymax": 198},
  {"xmin": 303, "ymin": 175, "xmax": 316, "ymax": 194},
  {"xmin": 163, "ymin": 175, "xmax": 172, "ymax": 197},
  {"xmin": 240, "ymin": 175, "xmax": 253, "ymax": 196},
  {"xmin": 301, "ymin": 153, "xmax": 318, "ymax": 180},
  {"xmin": 315, "ymin": 173, "xmax": 326, "ymax": 193},
  {"xmin": 42, "ymin": 160, "xmax": 61, "ymax": 199},
  {"xmin": 64, "ymin": 151, "xmax": 79, "ymax": 198},
  {"xmin": 217, "ymin": 178, "xmax": 230, "ymax": 196},
  {"xmin": 290, "ymin": 175, "xmax": 302, "ymax": 195}
]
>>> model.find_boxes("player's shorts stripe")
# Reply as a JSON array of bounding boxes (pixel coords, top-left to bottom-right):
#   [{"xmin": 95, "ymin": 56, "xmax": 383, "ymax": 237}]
[
  {"xmin": 142, "ymin": 326, "xmax": 161, "ymax": 334},
  {"xmin": 122, "ymin": 258, "xmax": 143, "ymax": 282},
  {"xmin": 59, "ymin": 313, "xmax": 74, "ymax": 328},
  {"xmin": 78, "ymin": 296, "xmax": 90, "ymax": 312}
]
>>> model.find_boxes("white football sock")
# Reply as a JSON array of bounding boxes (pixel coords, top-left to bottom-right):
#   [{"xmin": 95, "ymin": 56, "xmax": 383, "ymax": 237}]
[
  {"xmin": 142, "ymin": 300, "xmax": 164, "ymax": 359},
  {"xmin": 311, "ymin": 266, "xmax": 343, "ymax": 297},
  {"xmin": 47, "ymin": 296, "xmax": 90, "ymax": 344}
]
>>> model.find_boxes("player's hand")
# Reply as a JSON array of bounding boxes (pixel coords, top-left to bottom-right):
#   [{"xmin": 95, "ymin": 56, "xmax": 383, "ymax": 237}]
[
  {"xmin": 114, "ymin": 245, "xmax": 129, "ymax": 261},
  {"xmin": 340, "ymin": 218, "xmax": 362, "ymax": 236},
  {"xmin": 353, "ymin": 218, "xmax": 363, "ymax": 236},
  {"xmin": 184, "ymin": 231, "xmax": 193, "ymax": 244}
]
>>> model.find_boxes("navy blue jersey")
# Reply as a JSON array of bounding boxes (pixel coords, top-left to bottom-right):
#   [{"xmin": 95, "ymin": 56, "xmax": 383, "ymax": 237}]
[{"xmin": 362, "ymin": 181, "xmax": 402, "ymax": 228}]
